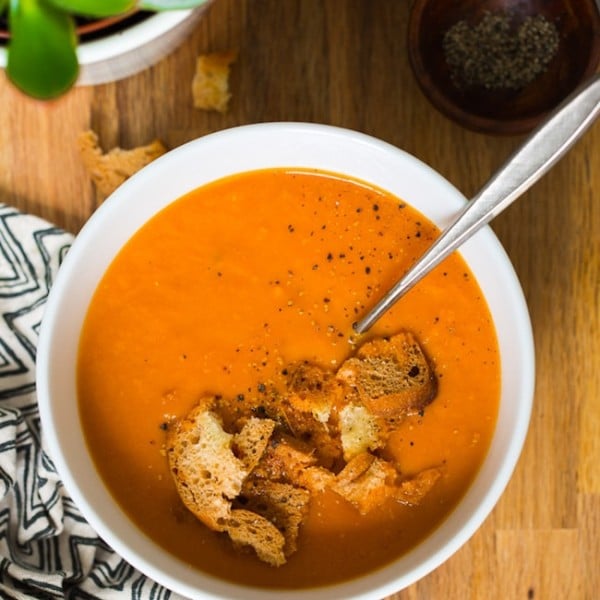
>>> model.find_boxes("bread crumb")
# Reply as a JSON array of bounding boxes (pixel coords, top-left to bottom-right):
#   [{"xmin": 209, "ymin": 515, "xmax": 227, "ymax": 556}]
[
  {"xmin": 192, "ymin": 50, "xmax": 237, "ymax": 112},
  {"xmin": 78, "ymin": 130, "xmax": 167, "ymax": 200}
]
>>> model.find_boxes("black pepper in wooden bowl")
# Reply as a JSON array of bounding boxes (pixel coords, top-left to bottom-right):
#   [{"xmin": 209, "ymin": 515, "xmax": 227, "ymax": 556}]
[
  {"xmin": 443, "ymin": 12, "xmax": 560, "ymax": 91},
  {"xmin": 407, "ymin": 0, "xmax": 600, "ymax": 135}
]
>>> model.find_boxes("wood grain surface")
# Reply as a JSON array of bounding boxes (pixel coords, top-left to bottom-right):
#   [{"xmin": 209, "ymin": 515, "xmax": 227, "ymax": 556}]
[{"xmin": 0, "ymin": 1, "xmax": 597, "ymax": 599}]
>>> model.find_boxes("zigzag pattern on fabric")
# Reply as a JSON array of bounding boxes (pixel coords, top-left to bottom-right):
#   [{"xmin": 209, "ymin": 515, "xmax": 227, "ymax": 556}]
[{"xmin": 0, "ymin": 204, "xmax": 181, "ymax": 599}]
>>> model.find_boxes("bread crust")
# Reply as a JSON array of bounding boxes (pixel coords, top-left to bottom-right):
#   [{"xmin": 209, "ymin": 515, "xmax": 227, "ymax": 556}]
[
  {"xmin": 192, "ymin": 50, "xmax": 237, "ymax": 113},
  {"xmin": 78, "ymin": 130, "xmax": 166, "ymax": 199}
]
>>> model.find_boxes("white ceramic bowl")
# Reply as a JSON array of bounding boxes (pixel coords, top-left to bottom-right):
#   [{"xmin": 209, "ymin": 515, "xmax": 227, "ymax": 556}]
[
  {"xmin": 0, "ymin": 7, "xmax": 211, "ymax": 87},
  {"xmin": 36, "ymin": 123, "xmax": 535, "ymax": 600}
]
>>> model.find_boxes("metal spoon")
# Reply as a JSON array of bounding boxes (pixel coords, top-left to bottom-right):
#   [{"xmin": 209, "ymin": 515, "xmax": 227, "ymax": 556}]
[{"xmin": 353, "ymin": 72, "xmax": 600, "ymax": 334}]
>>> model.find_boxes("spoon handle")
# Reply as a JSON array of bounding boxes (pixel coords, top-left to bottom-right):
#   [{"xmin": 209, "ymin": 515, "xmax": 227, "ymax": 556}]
[{"xmin": 354, "ymin": 73, "xmax": 600, "ymax": 334}]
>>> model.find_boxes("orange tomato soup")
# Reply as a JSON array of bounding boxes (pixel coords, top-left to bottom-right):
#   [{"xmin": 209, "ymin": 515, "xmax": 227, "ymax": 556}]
[{"xmin": 77, "ymin": 168, "xmax": 500, "ymax": 588}]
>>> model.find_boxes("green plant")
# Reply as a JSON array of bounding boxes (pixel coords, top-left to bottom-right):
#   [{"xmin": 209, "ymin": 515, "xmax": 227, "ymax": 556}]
[{"xmin": 2, "ymin": 0, "xmax": 209, "ymax": 99}]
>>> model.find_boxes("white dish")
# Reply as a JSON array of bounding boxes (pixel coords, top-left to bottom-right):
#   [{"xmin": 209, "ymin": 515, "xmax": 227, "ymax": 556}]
[
  {"xmin": 37, "ymin": 122, "xmax": 535, "ymax": 600},
  {"xmin": 0, "ymin": 7, "xmax": 210, "ymax": 87}
]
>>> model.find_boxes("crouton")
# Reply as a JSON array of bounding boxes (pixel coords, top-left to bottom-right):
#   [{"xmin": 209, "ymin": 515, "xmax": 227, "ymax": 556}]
[
  {"xmin": 394, "ymin": 468, "xmax": 442, "ymax": 506},
  {"xmin": 192, "ymin": 50, "xmax": 237, "ymax": 112},
  {"xmin": 283, "ymin": 362, "xmax": 344, "ymax": 467},
  {"xmin": 233, "ymin": 416, "xmax": 277, "ymax": 472},
  {"xmin": 336, "ymin": 331, "xmax": 437, "ymax": 419},
  {"xmin": 332, "ymin": 453, "xmax": 399, "ymax": 514},
  {"xmin": 78, "ymin": 130, "xmax": 166, "ymax": 199},
  {"xmin": 251, "ymin": 432, "xmax": 318, "ymax": 483},
  {"xmin": 239, "ymin": 479, "xmax": 310, "ymax": 555},
  {"xmin": 166, "ymin": 403, "xmax": 249, "ymax": 530},
  {"xmin": 225, "ymin": 508, "xmax": 286, "ymax": 567},
  {"xmin": 338, "ymin": 403, "xmax": 383, "ymax": 461}
]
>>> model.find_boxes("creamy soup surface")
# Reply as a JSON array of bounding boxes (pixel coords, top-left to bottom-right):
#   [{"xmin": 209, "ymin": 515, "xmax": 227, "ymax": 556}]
[{"xmin": 78, "ymin": 168, "xmax": 500, "ymax": 589}]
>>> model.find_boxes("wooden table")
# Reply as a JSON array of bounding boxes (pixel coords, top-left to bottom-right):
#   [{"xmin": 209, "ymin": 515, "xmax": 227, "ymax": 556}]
[{"xmin": 0, "ymin": 1, "xmax": 597, "ymax": 598}]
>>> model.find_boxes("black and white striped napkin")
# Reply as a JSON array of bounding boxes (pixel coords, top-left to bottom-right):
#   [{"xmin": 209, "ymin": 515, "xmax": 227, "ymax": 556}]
[{"xmin": 0, "ymin": 204, "xmax": 178, "ymax": 599}]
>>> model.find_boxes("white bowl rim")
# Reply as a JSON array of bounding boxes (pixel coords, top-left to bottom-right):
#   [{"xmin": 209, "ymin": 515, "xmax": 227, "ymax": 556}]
[
  {"xmin": 75, "ymin": 9, "xmax": 197, "ymax": 65},
  {"xmin": 0, "ymin": 8, "xmax": 204, "ymax": 67},
  {"xmin": 36, "ymin": 122, "xmax": 535, "ymax": 600}
]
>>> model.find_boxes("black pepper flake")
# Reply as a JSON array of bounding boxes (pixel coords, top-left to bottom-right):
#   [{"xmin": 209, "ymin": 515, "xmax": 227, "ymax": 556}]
[
  {"xmin": 408, "ymin": 365, "xmax": 420, "ymax": 377},
  {"xmin": 365, "ymin": 266, "xmax": 371, "ymax": 274},
  {"xmin": 288, "ymin": 224, "xmax": 295, "ymax": 232},
  {"xmin": 312, "ymin": 264, "xmax": 319, "ymax": 270},
  {"xmin": 372, "ymin": 204, "xmax": 379, "ymax": 211},
  {"xmin": 237, "ymin": 393, "xmax": 245, "ymax": 401},
  {"xmin": 159, "ymin": 422, "xmax": 168, "ymax": 431},
  {"xmin": 257, "ymin": 383, "xmax": 267, "ymax": 393},
  {"xmin": 253, "ymin": 405, "xmax": 268, "ymax": 418},
  {"xmin": 326, "ymin": 252, "xmax": 333, "ymax": 261}
]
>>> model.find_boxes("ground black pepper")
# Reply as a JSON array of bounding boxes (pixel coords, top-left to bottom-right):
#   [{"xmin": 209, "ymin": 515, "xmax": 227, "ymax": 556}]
[{"xmin": 443, "ymin": 11, "xmax": 560, "ymax": 90}]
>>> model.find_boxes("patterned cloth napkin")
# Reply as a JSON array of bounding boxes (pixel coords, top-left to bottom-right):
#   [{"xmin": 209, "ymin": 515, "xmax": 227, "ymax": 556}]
[{"xmin": 0, "ymin": 204, "xmax": 181, "ymax": 599}]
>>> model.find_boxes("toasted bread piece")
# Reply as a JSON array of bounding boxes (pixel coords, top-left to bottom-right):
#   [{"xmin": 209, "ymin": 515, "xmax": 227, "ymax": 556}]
[
  {"xmin": 331, "ymin": 453, "xmax": 398, "ymax": 514},
  {"xmin": 285, "ymin": 361, "xmax": 337, "ymax": 422},
  {"xmin": 225, "ymin": 508, "xmax": 286, "ymax": 567},
  {"xmin": 338, "ymin": 403, "xmax": 383, "ymax": 461},
  {"xmin": 166, "ymin": 404, "xmax": 248, "ymax": 530},
  {"xmin": 250, "ymin": 431, "xmax": 338, "ymax": 493},
  {"xmin": 394, "ymin": 467, "xmax": 442, "ymax": 506},
  {"xmin": 239, "ymin": 479, "xmax": 310, "ymax": 555},
  {"xmin": 233, "ymin": 416, "xmax": 277, "ymax": 471},
  {"xmin": 336, "ymin": 331, "xmax": 437, "ymax": 419},
  {"xmin": 78, "ymin": 130, "xmax": 166, "ymax": 199},
  {"xmin": 192, "ymin": 50, "xmax": 237, "ymax": 112},
  {"xmin": 297, "ymin": 465, "xmax": 336, "ymax": 493},
  {"xmin": 283, "ymin": 362, "xmax": 344, "ymax": 467},
  {"xmin": 251, "ymin": 432, "xmax": 317, "ymax": 483}
]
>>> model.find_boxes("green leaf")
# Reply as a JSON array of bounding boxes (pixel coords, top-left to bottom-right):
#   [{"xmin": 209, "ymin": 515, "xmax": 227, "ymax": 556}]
[
  {"xmin": 139, "ymin": 0, "xmax": 211, "ymax": 10},
  {"xmin": 7, "ymin": 0, "xmax": 79, "ymax": 99},
  {"xmin": 45, "ymin": 0, "xmax": 136, "ymax": 18}
]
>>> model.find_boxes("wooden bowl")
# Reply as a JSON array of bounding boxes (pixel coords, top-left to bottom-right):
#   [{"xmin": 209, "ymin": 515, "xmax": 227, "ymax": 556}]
[{"xmin": 408, "ymin": 0, "xmax": 600, "ymax": 135}]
